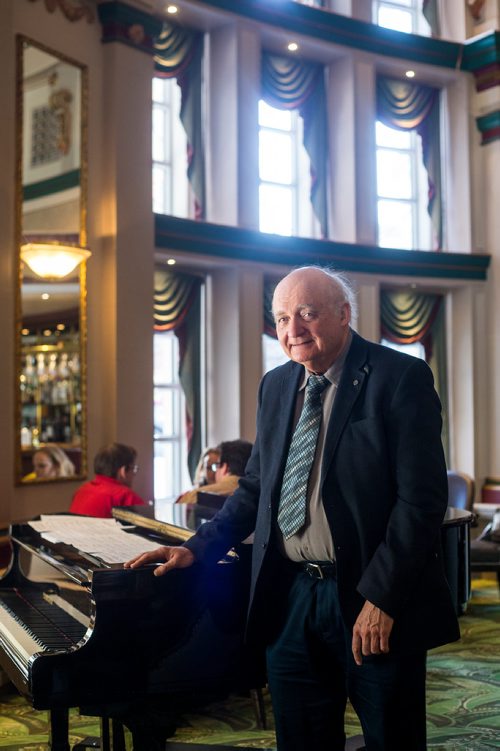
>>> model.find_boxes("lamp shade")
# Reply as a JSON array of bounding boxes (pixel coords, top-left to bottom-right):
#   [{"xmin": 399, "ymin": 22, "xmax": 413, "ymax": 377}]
[{"xmin": 21, "ymin": 243, "xmax": 91, "ymax": 280}]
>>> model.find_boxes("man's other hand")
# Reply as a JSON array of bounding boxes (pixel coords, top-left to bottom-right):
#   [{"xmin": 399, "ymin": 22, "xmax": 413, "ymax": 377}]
[{"xmin": 352, "ymin": 600, "xmax": 394, "ymax": 666}]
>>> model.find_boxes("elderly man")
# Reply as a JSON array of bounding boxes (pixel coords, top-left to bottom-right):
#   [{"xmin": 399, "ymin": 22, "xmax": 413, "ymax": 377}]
[{"xmin": 126, "ymin": 267, "xmax": 459, "ymax": 751}]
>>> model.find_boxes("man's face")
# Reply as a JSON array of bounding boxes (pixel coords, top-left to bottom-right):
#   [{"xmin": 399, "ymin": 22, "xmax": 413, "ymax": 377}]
[{"xmin": 273, "ymin": 269, "xmax": 351, "ymax": 374}]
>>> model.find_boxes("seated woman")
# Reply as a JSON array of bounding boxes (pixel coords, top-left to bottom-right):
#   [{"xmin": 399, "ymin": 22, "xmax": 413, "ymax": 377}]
[{"xmin": 24, "ymin": 445, "xmax": 75, "ymax": 481}]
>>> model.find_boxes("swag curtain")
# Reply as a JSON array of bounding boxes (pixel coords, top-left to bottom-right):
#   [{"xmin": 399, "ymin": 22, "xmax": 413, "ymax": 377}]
[
  {"xmin": 377, "ymin": 77, "xmax": 442, "ymax": 250},
  {"xmin": 262, "ymin": 52, "xmax": 329, "ymax": 237},
  {"xmin": 154, "ymin": 23, "xmax": 205, "ymax": 219},
  {"xmin": 380, "ymin": 289, "xmax": 449, "ymax": 459},
  {"xmin": 154, "ymin": 270, "xmax": 203, "ymax": 480}
]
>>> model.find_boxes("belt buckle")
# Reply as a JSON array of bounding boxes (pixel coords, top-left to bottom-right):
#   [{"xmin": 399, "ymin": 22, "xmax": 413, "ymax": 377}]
[{"xmin": 306, "ymin": 562, "xmax": 323, "ymax": 579}]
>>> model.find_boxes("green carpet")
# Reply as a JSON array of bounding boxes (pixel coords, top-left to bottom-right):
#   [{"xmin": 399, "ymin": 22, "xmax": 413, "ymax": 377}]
[{"xmin": 0, "ymin": 579, "xmax": 498, "ymax": 750}]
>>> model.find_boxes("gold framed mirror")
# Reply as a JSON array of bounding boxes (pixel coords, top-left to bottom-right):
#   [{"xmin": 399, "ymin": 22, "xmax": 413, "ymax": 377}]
[{"xmin": 15, "ymin": 35, "xmax": 89, "ymax": 485}]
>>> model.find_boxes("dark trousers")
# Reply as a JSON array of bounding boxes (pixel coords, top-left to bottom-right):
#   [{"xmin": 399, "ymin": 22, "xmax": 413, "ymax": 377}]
[{"xmin": 266, "ymin": 571, "xmax": 427, "ymax": 751}]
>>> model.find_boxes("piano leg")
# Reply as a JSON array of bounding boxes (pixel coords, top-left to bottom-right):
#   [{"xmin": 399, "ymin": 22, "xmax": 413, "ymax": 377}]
[
  {"xmin": 99, "ymin": 717, "xmax": 126, "ymax": 751},
  {"xmin": 48, "ymin": 707, "xmax": 69, "ymax": 751}
]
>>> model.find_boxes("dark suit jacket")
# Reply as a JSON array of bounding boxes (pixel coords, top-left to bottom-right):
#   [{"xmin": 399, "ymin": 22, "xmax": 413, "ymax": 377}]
[{"xmin": 185, "ymin": 331, "xmax": 460, "ymax": 654}]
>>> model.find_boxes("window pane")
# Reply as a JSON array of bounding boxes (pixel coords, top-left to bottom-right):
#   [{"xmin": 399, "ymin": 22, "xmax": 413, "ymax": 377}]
[
  {"xmin": 259, "ymin": 100, "xmax": 292, "ymax": 130},
  {"xmin": 152, "ymin": 106, "xmax": 169, "ymax": 162},
  {"xmin": 260, "ymin": 184, "xmax": 293, "ymax": 236},
  {"xmin": 154, "ymin": 387, "xmax": 175, "ymax": 438},
  {"xmin": 381, "ymin": 338, "xmax": 425, "ymax": 360},
  {"xmin": 262, "ymin": 334, "xmax": 289, "ymax": 374},
  {"xmin": 378, "ymin": 200, "xmax": 413, "ymax": 248},
  {"xmin": 154, "ymin": 441, "xmax": 175, "ymax": 501},
  {"xmin": 260, "ymin": 131, "xmax": 293, "ymax": 184},
  {"xmin": 378, "ymin": 7, "xmax": 413, "ymax": 32},
  {"xmin": 154, "ymin": 333, "xmax": 176, "ymax": 383},
  {"xmin": 152, "ymin": 77, "xmax": 166, "ymax": 103},
  {"xmin": 152, "ymin": 163, "xmax": 170, "ymax": 215},
  {"xmin": 376, "ymin": 121, "xmax": 411, "ymax": 149},
  {"xmin": 377, "ymin": 149, "xmax": 413, "ymax": 199}
]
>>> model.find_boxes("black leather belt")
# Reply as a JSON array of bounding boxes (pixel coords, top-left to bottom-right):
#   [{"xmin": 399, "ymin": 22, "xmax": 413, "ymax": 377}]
[{"xmin": 301, "ymin": 561, "xmax": 337, "ymax": 580}]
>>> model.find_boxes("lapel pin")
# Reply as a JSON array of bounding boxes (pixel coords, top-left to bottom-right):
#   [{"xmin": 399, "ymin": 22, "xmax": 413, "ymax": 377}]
[{"xmin": 353, "ymin": 379, "xmax": 359, "ymax": 386}]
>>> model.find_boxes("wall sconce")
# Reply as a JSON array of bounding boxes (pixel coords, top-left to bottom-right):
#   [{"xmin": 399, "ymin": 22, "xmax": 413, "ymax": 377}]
[{"xmin": 20, "ymin": 242, "xmax": 91, "ymax": 280}]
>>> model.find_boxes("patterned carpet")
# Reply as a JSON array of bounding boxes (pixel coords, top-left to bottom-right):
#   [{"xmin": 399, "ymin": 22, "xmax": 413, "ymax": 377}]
[{"xmin": 0, "ymin": 578, "xmax": 498, "ymax": 750}]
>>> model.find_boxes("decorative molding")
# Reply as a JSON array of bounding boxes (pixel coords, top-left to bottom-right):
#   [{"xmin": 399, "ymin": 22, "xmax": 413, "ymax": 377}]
[
  {"xmin": 28, "ymin": 0, "xmax": 95, "ymax": 23},
  {"xmin": 462, "ymin": 31, "xmax": 500, "ymax": 91},
  {"xmin": 97, "ymin": 1, "xmax": 163, "ymax": 55},
  {"xmin": 466, "ymin": 0, "xmax": 486, "ymax": 23},
  {"xmin": 155, "ymin": 215, "xmax": 491, "ymax": 282},
  {"xmin": 476, "ymin": 110, "xmax": 500, "ymax": 145},
  {"xmin": 190, "ymin": 0, "xmax": 462, "ymax": 69}
]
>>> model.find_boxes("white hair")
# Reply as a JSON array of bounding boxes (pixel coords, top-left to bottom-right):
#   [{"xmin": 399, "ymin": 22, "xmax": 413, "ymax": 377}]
[{"xmin": 281, "ymin": 265, "xmax": 358, "ymax": 321}]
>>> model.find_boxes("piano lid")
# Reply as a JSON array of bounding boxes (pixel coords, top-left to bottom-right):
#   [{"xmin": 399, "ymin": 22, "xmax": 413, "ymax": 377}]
[{"xmin": 112, "ymin": 503, "xmax": 218, "ymax": 543}]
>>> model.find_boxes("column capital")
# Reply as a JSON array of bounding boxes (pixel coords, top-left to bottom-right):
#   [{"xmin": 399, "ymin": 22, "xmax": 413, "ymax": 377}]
[
  {"xmin": 98, "ymin": 1, "xmax": 163, "ymax": 55},
  {"xmin": 463, "ymin": 30, "xmax": 500, "ymax": 92}
]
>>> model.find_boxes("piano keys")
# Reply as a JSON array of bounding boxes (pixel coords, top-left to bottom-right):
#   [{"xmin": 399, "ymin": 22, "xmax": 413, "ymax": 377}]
[{"xmin": 0, "ymin": 506, "xmax": 262, "ymax": 751}]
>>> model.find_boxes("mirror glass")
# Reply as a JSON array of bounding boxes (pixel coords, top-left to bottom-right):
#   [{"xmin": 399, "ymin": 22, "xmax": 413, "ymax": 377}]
[{"xmin": 17, "ymin": 36, "xmax": 88, "ymax": 484}]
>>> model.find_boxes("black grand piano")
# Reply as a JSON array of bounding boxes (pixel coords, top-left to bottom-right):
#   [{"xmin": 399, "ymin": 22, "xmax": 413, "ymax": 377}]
[
  {"xmin": 0, "ymin": 502, "xmax": 472, "ymax": 750},
  {"xmin": 0, "ymin": 504, "xmax": 262, "ymax": 751}
]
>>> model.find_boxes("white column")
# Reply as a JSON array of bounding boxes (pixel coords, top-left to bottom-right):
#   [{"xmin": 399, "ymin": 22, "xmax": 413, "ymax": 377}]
[
  {"xmin": 483, "ymin": 138, "xmax": 500, "ymax": 479},
  {"xmin": 355, "ymin": 278, "xmax": 380, "ymax": 343},
  {"xmin": 447, "ymin": 286, "xmax": 477, "ymax": 479},
  {"xmin": 327, "ymin": 56, "xmax": 357, "ymax": 242},
  {"xmin": 207, "ymin": 25, "xmax": 239, "ymax": 225},
  {"xmin": 237, "ymin": 24, "xmax": 261, "ymax": 230},
  {"xmin": 208, "ymin": 266, "xmax": 263, "ymax": 446},
  {"xmin": 207, "ymin": 22, "xmax": 260, "ymax": 229},
  {"xmin": 98, "ymin": 42, "xmax": 155, "ymax": 501},
  {"xmin": 442, "ymin": 75, "xmax": 472, "ymax": 252},
  {"xmin": 354, "ymin": 60, "xmax": 377, "ymax": 245}
]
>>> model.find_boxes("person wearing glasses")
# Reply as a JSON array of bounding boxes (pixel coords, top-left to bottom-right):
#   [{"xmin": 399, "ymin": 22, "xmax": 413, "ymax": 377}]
[
  {"xmin": 70, "ymin": 442, "xmax": 145, "ymax": 518},
  {"xmin": 176, "ymin": 439, "xmax": 253, "ymax": 505}
]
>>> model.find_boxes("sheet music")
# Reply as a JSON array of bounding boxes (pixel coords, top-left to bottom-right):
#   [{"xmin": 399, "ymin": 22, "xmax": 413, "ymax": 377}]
[{"xmin": 28, "ymin": 515, "xmax": 161, "ymax": 564}]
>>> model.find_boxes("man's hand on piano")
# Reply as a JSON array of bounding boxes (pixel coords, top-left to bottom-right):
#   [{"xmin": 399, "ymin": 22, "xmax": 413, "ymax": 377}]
[{"xmin": 124, "ymin": 545, "xmax": 195, "ymax": 576}]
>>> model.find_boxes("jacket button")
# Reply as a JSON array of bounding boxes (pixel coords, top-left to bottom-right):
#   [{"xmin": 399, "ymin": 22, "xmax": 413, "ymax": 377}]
[{"xmin": 262, "ymin": 542, "xmax": 267, "ymax": 549}]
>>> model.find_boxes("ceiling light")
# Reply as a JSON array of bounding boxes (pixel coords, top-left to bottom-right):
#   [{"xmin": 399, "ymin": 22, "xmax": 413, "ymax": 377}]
[
  {"xmin": 166, "ymin": 4, "xmax": 178, "ymax": 13},
  {"xmin": 21, "ymin": 243, "xmax": 91, "ymax": 280},
  {"xmin": 405, "ymin": 70, "xmax": 415, "ymax": 78},
  {"xmin": 287, "ymin": 42, "xmax": 299, "ymax": 52},
  {"xmin": 166, "ymin": 258, "xmax": 176, "ymax": 265}
]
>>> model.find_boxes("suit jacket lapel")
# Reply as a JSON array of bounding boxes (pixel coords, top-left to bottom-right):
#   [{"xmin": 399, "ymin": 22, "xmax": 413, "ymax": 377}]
[
  {"xmin": 269, "ymin": 362, "xmax": 303, "ymax": 504},
  {"xmin": 321, "ymin": 332, "xmax": 370, "ymax": 484}
]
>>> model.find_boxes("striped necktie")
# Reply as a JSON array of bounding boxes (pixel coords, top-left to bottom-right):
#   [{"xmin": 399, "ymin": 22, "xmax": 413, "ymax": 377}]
[{"xmin": 277, "ymin": 374, "xmax": 329, "ymax": 539}]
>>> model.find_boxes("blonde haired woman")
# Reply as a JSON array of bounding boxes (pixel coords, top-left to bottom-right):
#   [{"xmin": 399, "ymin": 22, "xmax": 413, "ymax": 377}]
[{"xmin": 25, "ymin": 446, "xmax": 75, "ymax": 481}]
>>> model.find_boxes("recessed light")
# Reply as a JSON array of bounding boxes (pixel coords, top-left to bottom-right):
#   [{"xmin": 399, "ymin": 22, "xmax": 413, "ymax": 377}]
[
  {"xmin": 167, "ymin": 258, "xmax": 176, "ymax": 265},
  {"xmin": 405, "ymin": 70, "xmax": 415, "ymax": 78},
  {"xmin": 166, "ymin": 5, "xmax": 178, "ymax": 14},
  {"xmin": 41, "ymin": 293, "xmax": 50, "ymax": 300},
  {"xmin": 287, "ymin": 42, "xmax": 299, "ymax": 52}
]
